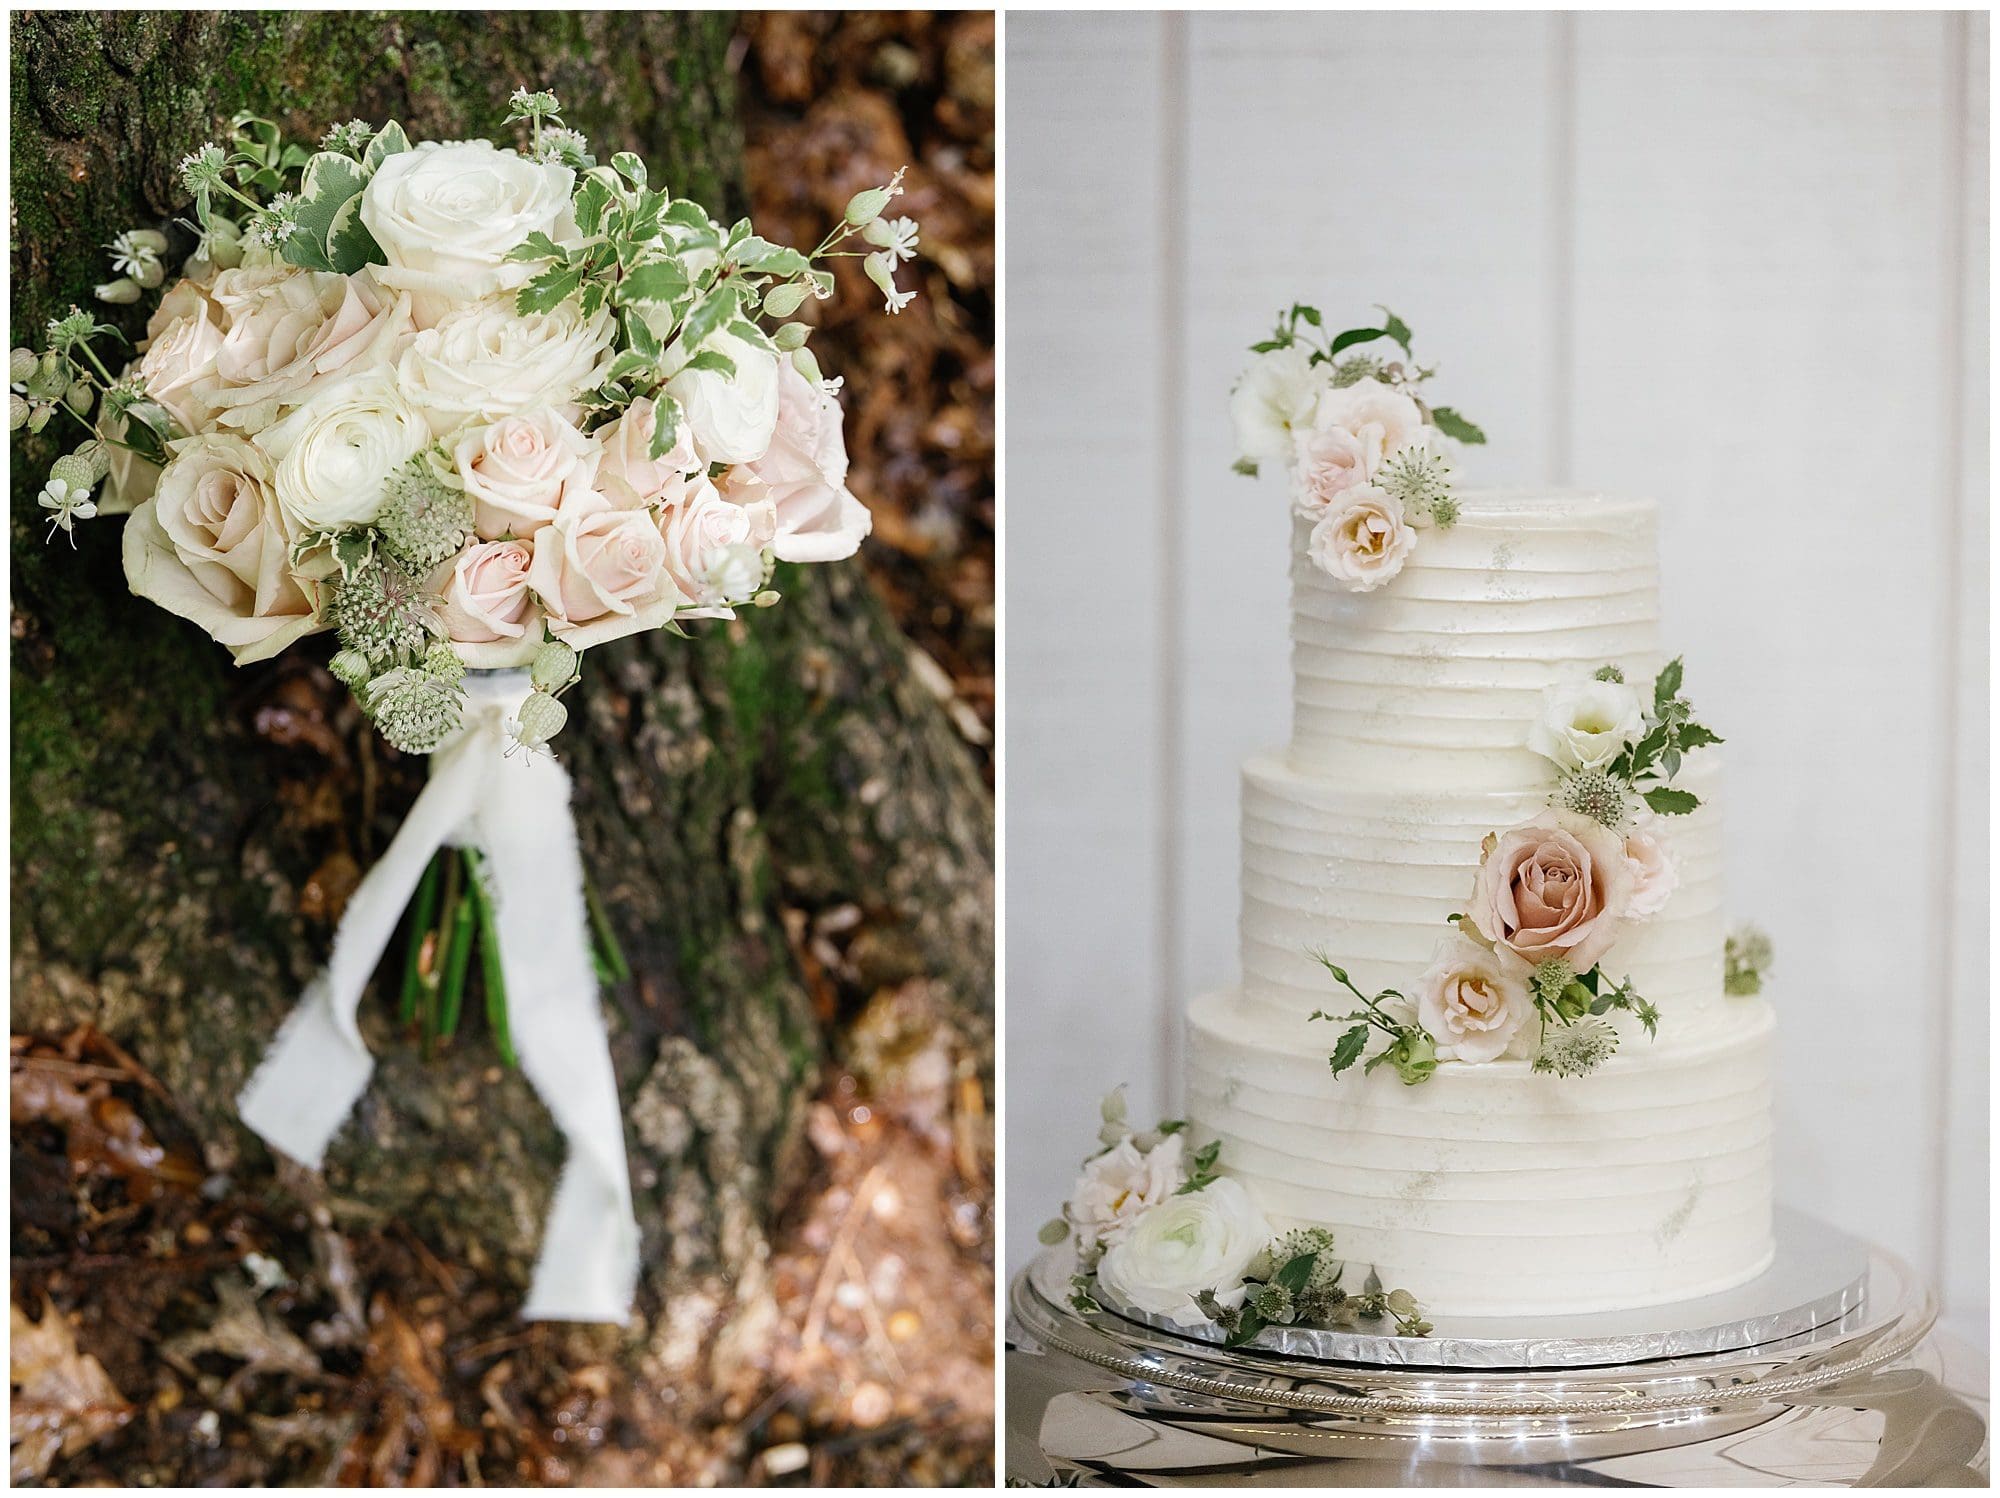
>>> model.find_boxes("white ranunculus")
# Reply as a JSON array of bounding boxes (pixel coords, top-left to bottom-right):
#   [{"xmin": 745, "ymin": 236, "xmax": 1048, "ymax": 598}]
[
  {"xmin": 1414, "ymin": 932, "xmax": 1535, "ymax": 1064},
  {"xmin": 360, "ymin": 139, "xmax": 578, "ymax": 326},
  {"xmin": 663, "ymin": 330, "xmax": 781, "ymax": 466},
  {"xmin": 1229, "ymin": 345, "xmax": 1322, "ymax": 468},
  {"xmin": 1527, "ymin": 678, "xmax": 1646, "ymax": 773},
  {"xmin": 718, "ymin": 360, "xmax": 872, "ymax": 563},
  {"xmin": 1066, "ymin": 1133, "xmax": 1186, "ymax": 1257},
  {"xmin": 1096, "ymin": 1178, "xmax": 1270, "ymax": 1328},
  {"xmin": 256, "ymin": 369, "xmax": 430, "ymax": 531},
  {"xmin": 207, "ymin": 265, "xmax": 414, "ymax": 434},
  {"xmin": 399, "ymin": 295, "xmax": 615, "ymax": 438},
  {"xmin": 123, "ymin": 433, "xmax": 322, "ymax": 663}
]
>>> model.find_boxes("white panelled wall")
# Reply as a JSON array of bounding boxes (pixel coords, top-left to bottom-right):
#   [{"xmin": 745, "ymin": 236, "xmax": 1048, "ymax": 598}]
[{"xmin": 1005, "ymin": 11, "xmax": 1989, "ymax": 1343}]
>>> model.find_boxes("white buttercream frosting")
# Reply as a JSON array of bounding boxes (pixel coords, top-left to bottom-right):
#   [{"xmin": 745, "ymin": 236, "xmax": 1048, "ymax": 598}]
[{"xmin": 1184, "ymin": 487, "xmax": 1774, "ymax": 1316}]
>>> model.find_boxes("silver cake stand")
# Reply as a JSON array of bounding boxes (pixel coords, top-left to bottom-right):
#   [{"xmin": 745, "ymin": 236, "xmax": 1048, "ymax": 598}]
[{"xmin": 1007, "ymin": 1208, "xmax": 1988, "ymax": 1485}]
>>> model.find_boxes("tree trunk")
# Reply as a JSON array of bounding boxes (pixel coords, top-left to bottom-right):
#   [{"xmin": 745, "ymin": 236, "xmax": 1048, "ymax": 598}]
[{"xmin": 11, "ymin": 10, "xmax": 992, "ymax": 1484}]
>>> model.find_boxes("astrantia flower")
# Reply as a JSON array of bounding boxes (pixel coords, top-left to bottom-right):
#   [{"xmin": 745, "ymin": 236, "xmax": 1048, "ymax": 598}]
[
  {"xmin": 177, "ymin": 142, "xmax": 227, "ymax": 196},
  {"xmin": 1532, "ymin": 1018, "xmax": 1618, "ymax": 1078},
  {"xmin": 38, "ymin": 476, "xmax": 97, "ymax": 545},
  {"xmin": 322, "ymin": 119, "xmax": 374, "ymax": 155}
]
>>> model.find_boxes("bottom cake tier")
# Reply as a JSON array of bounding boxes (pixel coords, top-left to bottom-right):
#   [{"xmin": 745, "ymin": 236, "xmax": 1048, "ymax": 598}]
[{"xmin": 1185, "ymin": 990, "xmax": 1778, "ymax": 1316}]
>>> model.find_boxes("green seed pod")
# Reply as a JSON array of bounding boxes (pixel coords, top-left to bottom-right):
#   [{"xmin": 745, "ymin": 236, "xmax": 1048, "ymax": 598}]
[
  {"xmin": 762, "ymin": 282, "xmax": 810, "ymax": 320},
  {"xmin": 48, "ymin": 453, "xmax": 95, "ymax": 491},
  {"xmin": 63, "ymin": 380, "xmax": 94, "ymax": 415},
  {"xmin": 513, "ymin": 691, "xmax": 568, "ymax": 751},
  {"xmin": 530, "ymin": 639, "xmax": 578, "ymax": 692},
  {"xmin": 9, "ymin": 393, "xmax": 30, "ymax": 432},
  {"xmin": 94, "ymin": 278, "xmax": 142, "ymax": 306},
  {"xmin": 72, "ymin": 439, "xmax": 111, "ymax": 480},
  {"xmin": 844, "ymin": 186, "xmax": 892, "ymax": 226},
  {"xmin": 10, "ymin": 347, "xmax": 36, "ymax": 385}
]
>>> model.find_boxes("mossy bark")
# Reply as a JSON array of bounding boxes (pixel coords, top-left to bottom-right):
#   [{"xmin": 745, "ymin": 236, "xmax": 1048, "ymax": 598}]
[{"xmin": 11, "ymin": 6, "xmax": 991, "ymax": 1411}]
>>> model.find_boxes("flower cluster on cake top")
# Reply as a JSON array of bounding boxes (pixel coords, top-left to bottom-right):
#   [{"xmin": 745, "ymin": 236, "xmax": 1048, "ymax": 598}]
[
  {"xmin": 1310, "ymin": 658, "xmax": 1761, "ymax": 1083},
  {"xmin": 1228, "ymin": 306, "xmax": 1484, "ymax": 592}
]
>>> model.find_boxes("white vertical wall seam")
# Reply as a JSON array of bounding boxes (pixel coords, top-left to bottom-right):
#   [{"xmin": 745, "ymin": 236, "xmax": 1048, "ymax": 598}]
[
  {"xmin": 1547, "ymin": 11, "xmax": 1578, "ymax": 484},
  {"xmin": 1157, "ymin": 12, "xmax": 1191, "ymax": 1111},
  {"xmin": 1928, "ymin": 7, "xmax": 1972, "ymax": 1304}
]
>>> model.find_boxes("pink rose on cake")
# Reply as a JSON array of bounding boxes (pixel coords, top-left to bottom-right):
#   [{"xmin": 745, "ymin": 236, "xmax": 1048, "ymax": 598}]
[
  {"xmin": 1467, "ymin": 810, "xmax": 1634, "ymax": 974},
  {"xmin": 1621, "ymin": 823, "xmax": 1679, "ymax": 919},
  {"xmin": 1065, "ymin": 1132, "xmax": 1187, "ymax": 1258},
  {"xmin": 1414, "ymin": 933, "xmax": 1534, "ymax": 1063},
  {"xmin": 1307, "ymin": 487, "xmax": 1416, "ymax": 591},
  {"xmin": 1289, "ymin": 421, "xmax": 1371, "ymax": 514},
  {"xmin": 1307, "ymin": 377, "xmax": 1425, "ymax": 473}
]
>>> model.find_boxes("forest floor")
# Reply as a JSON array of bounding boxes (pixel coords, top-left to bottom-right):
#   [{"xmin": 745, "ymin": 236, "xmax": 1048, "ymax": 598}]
[{"xmin": 10, "ymin": 12, "xmax": 995, "ymax": 1488}]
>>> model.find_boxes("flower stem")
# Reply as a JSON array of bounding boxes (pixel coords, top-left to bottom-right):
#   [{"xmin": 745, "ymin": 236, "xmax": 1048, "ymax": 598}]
[
  {"xmin": 398, "ymin": 852, "xmax": 443, "ymax": 1023},
  {"xmin": 584, "ymin": 875, "xmax": 629, "ymax": 984},
  {"xmin": 464, "ymin": 849, "xmax": 516, "ymax": 1068},
  {"xmin": 435, "ymin": 853, "xmax": 478, "ymax": 1041}
]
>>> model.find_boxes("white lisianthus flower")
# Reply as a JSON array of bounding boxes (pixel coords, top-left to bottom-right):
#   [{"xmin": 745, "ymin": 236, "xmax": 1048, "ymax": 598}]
[
  {"xmin": 1228, "ymin": 344, "xmax": 1322, "ymax": 468},
  {"xmin": 123, "ymin": 433, "xmax": 322, "ymax": 663},
  {"xmin": 1527, "ymin": 678, "xmax": 1646, "ymax": 773},
  {"xmin": 256, "ymin": 369, "xmax": 430, "ymax": 531},
  {"xmin": 663, "ymin": 329, "xmax": 781, "ymax": 466},
  {"xmin": 398, "ymin": 295, "xmax": 615, "ymax": 438},
  {"xmin": 1414, "ymin": 932, "xmax": 1534, "ymax": 1064},
  {"xmin": 1096, "ymin": 1178, "xmax": 1271, "ymax": 1328},
  {"xmin": 360, "ymin": 139, "xmax": 578, "ymax": 326},
  {"xmin": 1065, "ymin": 1133, "xmax": 1186, "ymax": 1258}
]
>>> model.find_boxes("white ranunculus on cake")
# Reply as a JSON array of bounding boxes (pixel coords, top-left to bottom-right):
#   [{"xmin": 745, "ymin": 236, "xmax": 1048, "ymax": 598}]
[{"xmin": 17, "ymin": 92, "xmax": 925, "ymax": 1327}]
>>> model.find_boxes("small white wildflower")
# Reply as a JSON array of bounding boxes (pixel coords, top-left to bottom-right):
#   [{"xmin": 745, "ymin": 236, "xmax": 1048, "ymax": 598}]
[
  {"xmin": 39, "ymin": 476, "xmax": 97, "ymax": 546},
  {"xmin": 1532, "ymin": 1018, "xmax": 1619, "ymax": 1078},
  {"xmin": 863, "ymin": 214, "xmax": 920, "ymax": 263},
  {"xmin": 863, "ymin": 250, "xmax": 916, "ymax": 315}
]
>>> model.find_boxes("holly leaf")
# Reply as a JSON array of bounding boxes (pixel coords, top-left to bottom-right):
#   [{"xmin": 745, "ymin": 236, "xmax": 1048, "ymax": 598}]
[
  {"xmin": 1430, "ymin": 406, "xmax": 1486, "ymax": 445},
  {"xmin": 682, "ymin": 348, "xmax": 736, "ymax": 378},
  {"xmin": 505, "ymin": 231, "xmax": 569, "ymax": 265},
  {"xmin": 363, "ymin": 119, "xmax": 411, "ymax": 172},
  {"xmin": 1328, "ymin": 1023, "xmax": 1371, "ymax": 1078},
  {"xmin": 1643, "ymin": 786, "xmax": 1700, "ymax": 816},
  {"xmin": 1677, "ymin": 723, "xmax": 1724, "ymax": 750}
]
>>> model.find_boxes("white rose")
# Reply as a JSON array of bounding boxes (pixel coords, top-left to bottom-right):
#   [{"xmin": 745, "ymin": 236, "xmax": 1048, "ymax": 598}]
[
  {"xmin": 207, "ymin": 265, "xmax": 414, "ymax": 433},
  {"xmin": 1308, "ymin": 377, "xmax": 1427, "ymax": 473},
  {"xmin": 1414, "ymin": 933, "xmax": 1535, "ymax": 1064},
  {"xmin": 1096, "ymin": 1178, "xmax": 1271, "ymax": 1328},
  {"xmin": 718, "ymin": 360, "xmax": 872, "ymax": 563},
  {"xmin": 122, "ymin": 433, "xmax": 321, "ymax": 664},
  {"xmin": 255, "ymin": 369, "xmax": 430, "ymax": 531},
  {"xmin": 526, "ymin": 491, "xmax": 678, "ymax": 648},
  {"xmin": 452, "ymin": 409, "xmax": 600, "ymax": 539},
  {"xmin": 399, "ymin": 295, "xmax": 614, "ymax": 438},
  {"xmin": 1228, "ymin": 344, "xmax": 1322, "ymax": 467},
  {"xmin": 663, "ymin": 330, "xmax": 780, "ymax": 466},
  {"xmin": 1066, "ymin": 1133, "xmax": 1186, "ymax": 1256},
  {"xmin": 1307, "ymin": 486, "xmax": 1416, "ymax": 591},
  {"xmin": 360, "ymin": 139, "xmax": 578, "ymax": 326},
  {"xmin": 1622, "ymin": 824, "xmax": 1679, "ymax": 919},
  {"xmin": 1527, "ymin": 678, "xmax": 1646, "ymax": 773},
  {"xmin": 594, "ymin": 396, "xmax": 700, "ymax": 508}
]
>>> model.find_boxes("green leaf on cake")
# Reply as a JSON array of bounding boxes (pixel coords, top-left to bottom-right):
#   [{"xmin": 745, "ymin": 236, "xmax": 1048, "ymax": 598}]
[
  {"xmin": 1654, "ymin": 656, "xmax": 1684, "ymax": 710},
  {"xmin": 1328, "ymin": 1023, "xmax": 1371, "ymax": 1078},
  {"xmin": 1327, "ymin": 325, "xmax": 1391, "ymax": 357},
  {"xmin": 1376, "ymin": 306, "xmax": 1413, "ymax": 354},
  {"xmin": 1430, "ymin": 406, "xmax": 1487, "ymax": 445},
  {"xmin": 1677, "ymin": 723, "xmax": 1724, "ymax": 750},
  {"xmin": 1643, "ymin": 785, "xmax": 1700, "ymax": 816},
  {"xmin": 1274, "ymin": 1251, "xmax": 1319, "ymax": 1295}
]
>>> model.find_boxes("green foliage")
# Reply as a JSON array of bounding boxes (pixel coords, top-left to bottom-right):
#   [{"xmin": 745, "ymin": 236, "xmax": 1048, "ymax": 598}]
[
  {"xmin": 1310, "ymin": 954, "xmax": 1438, "ymax": 1086},
  {"xmin": 1724, "ymin": 924, "xmax": 1773, "ymax": 996}
]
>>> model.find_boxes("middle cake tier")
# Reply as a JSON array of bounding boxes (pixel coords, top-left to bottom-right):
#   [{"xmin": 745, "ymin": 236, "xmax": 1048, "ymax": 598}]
[{"xmin": 1237, "ymin": 748, "xmax": 1726, "ymax": 1026}]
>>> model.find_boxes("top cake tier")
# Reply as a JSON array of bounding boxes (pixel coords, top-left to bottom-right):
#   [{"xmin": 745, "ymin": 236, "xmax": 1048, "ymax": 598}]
[{"xmin": 1289, "ymin": 489, "xmax": 1664, "ymax": 788}]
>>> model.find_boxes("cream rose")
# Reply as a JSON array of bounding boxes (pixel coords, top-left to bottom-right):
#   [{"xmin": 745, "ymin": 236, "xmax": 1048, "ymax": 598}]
[
  {"xmin": 1622, "ymin": 824, "xmax": 1679, "ymax": 919},
  {"xmin": 1228, "ymin": 344, "xmax": 1321, "ymax": 467},
  {"xmin": 718, "ymin": 361, "xmax": 872, "ymax": 563},
  {"xmin": 208, "ymin": 266, "xmax": 414, "ymax": 433},
  {"xmin": 122, "ymin": 433, "xmax": 320, "ymax": 663},
  {"xmin": 399, "ymin": 296, "xmax": 614, "ymax": 437},
  {"xmin": 1467, "ymin": 810, "xmax": 1635, "ymax": 974},
  {"xmin": 138, "ymin": 299, "xmax": 225, "ymax": 434},
  {"xmin": 1096, "ymin": 1179, "xmax": 1271, "ymax": 1329},
  {"xmin": 1527, "ymin": 678, "xmax": 1646, "ymax": 773},
  {"xmin": 1415, "ymin": 933, "xmax": 1534, "ymax": 1064},
  {"xmin": 255, "ymin": 369, "xmax": 431, "ymax": 531},
  {"xmin": 452, "ymin": 409, "xmax": 600, "ymax": 539},
  {"xmin": 359, "ymin": 140, "xmax": 578, "ymax": 326},
  {"xmin": 662, "ymin": 330, "xmax": 781, "ymax": 466},
  {"xmin": 526, "ymin": 491, "xmax": 677, "ymax": 647},
  {"xmin": 1067, "ymin": 1133, "xmax": 1186, "ymax": 1256},
  {"xmin": 658, "ymin": 477, "xmax": 778, "ymax": 616},
  {"xmin": 1308, "ymin": 377, "xmax": 1426, "ymax": 472},
  {"xmin": 594, "ymin": 396, "xmax": 700, "ymax": 508},
  {"xmin": 1307, "ymin": 487, "xmax": 1416, "ymax": 591},
  {"xmin": 1290, "ymin": 420, "xmax": 1370, "ymax": 514},
  {"xmin": 438, "ymin": 540, "xmax": 540, "ymax": 664}
]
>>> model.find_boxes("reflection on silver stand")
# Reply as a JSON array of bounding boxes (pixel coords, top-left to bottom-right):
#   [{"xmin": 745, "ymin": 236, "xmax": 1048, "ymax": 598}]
[{"xmin": 1007, "ymin": 1208, "xmax": 1988, "ymax": 1485}]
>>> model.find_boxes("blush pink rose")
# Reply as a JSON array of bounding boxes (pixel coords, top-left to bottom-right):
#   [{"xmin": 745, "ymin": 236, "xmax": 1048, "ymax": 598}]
[
  {"xmin": 208, "ymin": 266, "xmax": 414, "ymax": 432},
  {"xmin": 658, "ymin": 477, "xmax": 776, "ymax": 615},
  {"xmin": 526, "ymin": 492, "xmax": 674, "ymax": 646},
  {"xmin": 453, "ymin": 409, "xmax": 599, "ymax": 540},
  {"xmin": 1621, "ymin": 825, "xmax": 1679, "ymax": 919},
  {"xmin": 1467, "ymin": 810, "xmax": 1634, "ymax": 974},
  {"xmin": 1308, "ymin": 376, "xmax": 1426, "ymax": 472},
  {"xmin": 1415, "ymin": 934, "xmax": 1534, "ymax": 1063},
  {"xmin": 1306, "ymin": 487, "xmax": 1415, "ymax": 591},
  {"xmin": 593, "ymin": 396, "xmax": 700, "ymax": 508},
  {"xmin": 717, "ymin": 361, "xmax": 872, "ymax": 563},
  {"xmin": 1290, "ymin": 421, "xmax": 1370, "ymax": 514},
  {"xmin": 138, "ymin": 300, "xmax": 225, "ymax": 433},
  {"xmin": 440, "ymin": 539, "xmax": 536, "ymax": 645}
]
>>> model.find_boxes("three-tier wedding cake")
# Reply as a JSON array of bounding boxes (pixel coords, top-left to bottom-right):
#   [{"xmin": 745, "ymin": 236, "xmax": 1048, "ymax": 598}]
[{"xmin": 1185, "ymin": 493, "xmax": 1775, "ymax": 1316}]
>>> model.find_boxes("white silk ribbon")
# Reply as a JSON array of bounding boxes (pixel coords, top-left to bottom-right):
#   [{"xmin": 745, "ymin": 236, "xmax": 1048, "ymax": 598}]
[{"xmin": 238, "ymin": 670, "xmax": 639, "ymax": 1323}]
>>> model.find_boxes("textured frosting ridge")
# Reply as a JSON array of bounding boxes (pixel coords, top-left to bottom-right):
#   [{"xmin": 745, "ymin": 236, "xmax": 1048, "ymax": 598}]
[{"xmin": 1187, "ymin": 487, "xmax": 1774, "ymax": 1316}]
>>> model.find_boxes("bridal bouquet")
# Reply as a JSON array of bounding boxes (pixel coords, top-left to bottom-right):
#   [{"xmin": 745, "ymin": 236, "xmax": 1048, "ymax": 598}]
[{"xmin": 12, "ymin": 93, "xmax": 921, "ymax": 1323}]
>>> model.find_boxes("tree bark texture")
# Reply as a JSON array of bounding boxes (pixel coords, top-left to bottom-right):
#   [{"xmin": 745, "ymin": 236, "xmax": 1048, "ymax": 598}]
[{"xmin": 11, "ymin": 10, "xmax": 993, "ymax": 1483}]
